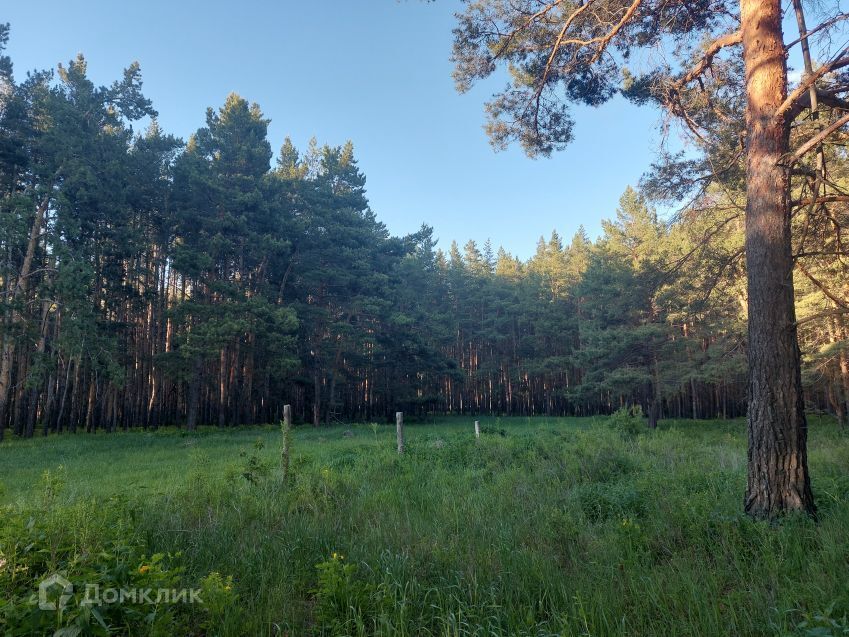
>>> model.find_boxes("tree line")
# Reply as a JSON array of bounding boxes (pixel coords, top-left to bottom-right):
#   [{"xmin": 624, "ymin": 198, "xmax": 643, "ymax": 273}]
[{"xmin": 0, "ymin": 25, "xmax": 846, "ymax": 443}]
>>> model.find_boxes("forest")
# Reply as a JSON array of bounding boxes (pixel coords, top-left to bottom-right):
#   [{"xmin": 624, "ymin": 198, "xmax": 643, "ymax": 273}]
[
  {"xmin": 0, "ymin": 25, "xmax": 847, "ymax": 440},
  {"xmin": 5, "ymin": 0, "xmax": 849, "ymax": 635}
]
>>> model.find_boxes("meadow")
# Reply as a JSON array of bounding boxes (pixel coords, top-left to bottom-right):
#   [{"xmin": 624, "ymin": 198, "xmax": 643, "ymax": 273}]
[{"xmin": 2, "ymin": 414, "xmax": 849, "ymax": 636}]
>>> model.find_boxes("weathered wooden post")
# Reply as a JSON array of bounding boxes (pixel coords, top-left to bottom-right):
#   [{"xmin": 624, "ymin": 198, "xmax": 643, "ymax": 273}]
[
  {"xmin": 396, "ymin": 411, "xmax": 404, "ymax": 454},
  {"xmin": 474, "ymin": 420, "xmax": 480, "ymax": 440},
  {"xmin": 282, "ymin": 404, "xmax": 292, "ymax": 479}
]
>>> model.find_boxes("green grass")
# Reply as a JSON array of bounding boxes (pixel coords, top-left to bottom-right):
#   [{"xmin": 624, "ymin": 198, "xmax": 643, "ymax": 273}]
[{"xmin": 2, "ymin": 415, "xmax": 849, "ymax": 636}]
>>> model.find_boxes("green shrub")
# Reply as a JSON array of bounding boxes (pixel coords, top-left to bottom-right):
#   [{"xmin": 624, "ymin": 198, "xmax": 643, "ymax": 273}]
[
  {"xmin": 313, "ymin": 552, "xmax": 385, "ymax": 633},
  {"xmin": 197, "ymin": 571, "xmax": 240, "ymax": 634},
  {"xmin": 607, "ymin": 405, "xmax": 646, "ymax": 437}
]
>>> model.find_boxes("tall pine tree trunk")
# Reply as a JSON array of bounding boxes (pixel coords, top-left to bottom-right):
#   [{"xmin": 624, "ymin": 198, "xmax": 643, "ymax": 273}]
[
  {"xmin": 0, "ymin": 198, "xmax": 48, "ymax": 438},
  {"xmin": 313, "ymin": 367, "xmax": 321, "ymax": 427},
  {"xmin": 218, "ymin": 347, "xmax": 227, "ymax": 427},
  {"xmin": 741, "ymin": 0, "xmax": 815, "ymax": 517},
  {"xmin": 835, "ymin": 319, "xmax": 849, "ymax": 428},
  {"xmin": 186, "ymin": 356, "xmax": 202, "ymax": 430},
  {"xmin": 648, "ymin": 355, "xmax": 661, "ymax": 429},
  {"xmin": 839, "ymin": 351, "xmax": 849, "ymax": 429}
]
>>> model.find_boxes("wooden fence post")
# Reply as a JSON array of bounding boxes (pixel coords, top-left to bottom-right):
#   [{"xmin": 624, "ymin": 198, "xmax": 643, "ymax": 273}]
[
  {"xmin": 396, "ymin": 411, "xmax": 404, "ymax": 454},
  {"xmin": 282, "ymin": 404, "xmax": 292, "ymax": 479},
  {"xmin": 474, "ymin": 420, "xmax": 480, "ymax": 440}
]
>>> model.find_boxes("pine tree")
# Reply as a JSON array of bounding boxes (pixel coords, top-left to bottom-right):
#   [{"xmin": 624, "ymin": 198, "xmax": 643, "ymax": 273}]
[{"xmin": 450, "ymin": 0, "xmax": 849, "ymax": 516}]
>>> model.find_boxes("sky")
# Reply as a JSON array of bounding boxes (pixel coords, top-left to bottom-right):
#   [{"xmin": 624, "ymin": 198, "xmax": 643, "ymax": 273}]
[{"xmin": 3, "ymin": 0, "xmax": 668, "ymax": 260}]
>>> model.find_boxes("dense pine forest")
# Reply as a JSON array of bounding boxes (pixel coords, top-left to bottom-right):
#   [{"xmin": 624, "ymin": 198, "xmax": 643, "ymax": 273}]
[{"xmin": 0, "ymin": 22, "xmax": 847, "ymax": 438}]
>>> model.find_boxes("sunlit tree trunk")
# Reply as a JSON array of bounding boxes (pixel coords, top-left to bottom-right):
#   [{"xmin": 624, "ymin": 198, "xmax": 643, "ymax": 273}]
[{"xmin": 741, "ymin": 0, "xmax": 815, "ymax": 517}]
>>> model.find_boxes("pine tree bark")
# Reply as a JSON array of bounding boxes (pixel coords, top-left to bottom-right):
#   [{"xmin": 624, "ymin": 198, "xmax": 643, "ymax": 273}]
[
  {"xmin": 836, "ymin": 320, "xmax": 849, "ymax": 428},
  {"xmin": 313, "ymin": 367, "xmax": 321, "ymax": 427},
  {"xmin": 646, "ymin": 349, "xmax": 661, "ymax": 428},
  {"xmin": 741, "ymin": 0, "xmax": 815, "ymax": 517},
  {"xmin": 186, "ymin": 356, "xmax": 202, "ymax": 430}
]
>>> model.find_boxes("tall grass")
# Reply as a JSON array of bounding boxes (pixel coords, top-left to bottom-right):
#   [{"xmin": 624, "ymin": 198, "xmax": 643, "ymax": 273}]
[{"xmin": 2, "ymin": 416, "xmax": 848, "ymax": 635}]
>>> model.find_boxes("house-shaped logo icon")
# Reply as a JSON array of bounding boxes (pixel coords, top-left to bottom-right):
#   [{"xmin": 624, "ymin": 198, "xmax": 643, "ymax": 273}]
[{"xmin": 38, "ymin": 573, "xmax": 73, "ymax": 611}]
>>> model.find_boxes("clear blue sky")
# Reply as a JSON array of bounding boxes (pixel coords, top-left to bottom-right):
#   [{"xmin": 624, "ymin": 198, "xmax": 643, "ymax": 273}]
[{"xmin": 4, "ymin": 0, "xmax": 665, "ymax": 259}]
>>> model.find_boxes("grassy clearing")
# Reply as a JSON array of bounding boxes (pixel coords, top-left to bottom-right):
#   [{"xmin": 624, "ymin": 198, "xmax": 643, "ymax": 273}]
[{"xmin": 2, "ymin": 415, "xmax": 849, "ymax": 636}]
